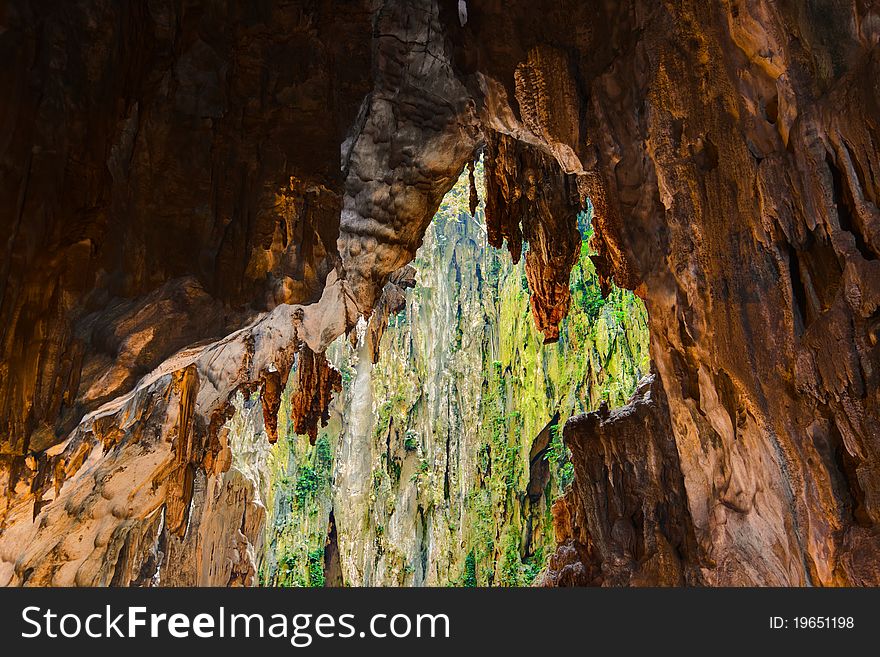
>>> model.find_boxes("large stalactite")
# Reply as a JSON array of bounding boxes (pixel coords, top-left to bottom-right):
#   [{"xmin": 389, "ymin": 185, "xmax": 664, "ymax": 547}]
[
  {"xmin": 1, "ymin": 0, "xmax": 879, "ymax": 586},
  {"xmin": 483, "ymin": 130, "xmax": 584, "ymax": 343}
]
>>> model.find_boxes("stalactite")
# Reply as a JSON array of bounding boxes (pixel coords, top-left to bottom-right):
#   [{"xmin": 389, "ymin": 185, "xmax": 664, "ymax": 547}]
[
  {"xmin": 468, "ymin": 160, "xmax": 479, "ymax": 217},
  {"xmin": 483, "ymin": 130, "xmax": 583, "ymax": 342},
  {"xmin": 366, "ymin": 266, "xmax": 417, "ymax": 365},
  {"xmin": 289, "ymin": 345, "xmax": 343, "ymax": 444}
]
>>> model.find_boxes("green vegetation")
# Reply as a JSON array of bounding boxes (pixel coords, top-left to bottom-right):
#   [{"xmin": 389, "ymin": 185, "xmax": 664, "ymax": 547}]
[
  {"xmin": 545, "ymin": 423, "xmax": 574, "ymax": 490},
  {"xmin": 462, "ymin": 551, "xmax": 478, "ymax": 587},
  {"xmin": 307, "ymin": 548, "xmax": 325, "ymax": 588},
  {"xmin": 294, "ymin": 464, "xmax": 320, "ymax": 507},
  {"xmin": 404, "ymin": 431, "xmax": 419, "ymax": 451},
  {"xmin": 261, "ymin": 382, "xmax": 338, "ymax": 587},
  {"xmin": 361, "ymin": 166, "xmax": 649, "ymax": 586}
]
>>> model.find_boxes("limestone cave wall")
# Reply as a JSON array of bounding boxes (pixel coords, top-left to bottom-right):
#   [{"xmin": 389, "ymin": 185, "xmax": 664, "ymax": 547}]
[{"xmin": 1, "ymin": 0, "xmax": 879, "ymax": 586}]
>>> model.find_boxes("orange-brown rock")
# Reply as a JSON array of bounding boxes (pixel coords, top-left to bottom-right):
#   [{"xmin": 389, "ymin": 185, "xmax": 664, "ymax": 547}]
[
  {"xmin": 539, "ymin": 375, "xmax": 702, "ymax": 586},
  {"xmin": 2, "ymin": 0, "xmax": 880, "ymax": 588},
  {"xmin": 483, "ymin": 130, "xmax": 583, "ymax": 342},
  {"xmin": 0, "ymin": 0, "xmax": 373, "ymax": 485},
  {"xmin": 335, "ymin": 0, "xmax": 481, "ymax": 316},
  {"xmin": 0, "ymin": 278, "xmax": 355, "ymax": 585},
  {"xmin": 289, "ymin": 344, "xmax": 342, "ymax": 444}
]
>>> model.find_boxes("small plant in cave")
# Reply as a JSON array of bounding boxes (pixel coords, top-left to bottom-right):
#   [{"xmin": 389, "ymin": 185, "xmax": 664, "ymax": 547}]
[
  {"xmin": 558, "ymin": 461, "xmax": 574, "ymax": 490},
  {"xmin": 404, "ymin": 431, "xmax": 419, "ymax": 451},
  {"xmin": 294, "ymin": 464, "xmax": 320, "ymax": 507},
  {"xmin": 315, "ymin": 434, "xmax": 333, "ymax": 470},
  {"xmin": 371, "ymin": 468, "xmax": 384, "ymax": 493},
  {"xmin": 498, "ymin": 527, "xmax": 524, "ymax": 586},
  {"xmin": 462, "ymin": 551, "xmax": 478, "ymax": 587},
  {"xmin": 545, "ymin": 422, "xmax": 574, "ymax": 489},
  {"xmin": 522, "ymin": 547, "xmax": 546, "ymax": 585},
  {"xmin": 277, "ymin": 551, "xmax": 307, "ymax": 588},
  {"xmin": 581, "ymin": 280, "xmax": 607, "ymax": 320}
]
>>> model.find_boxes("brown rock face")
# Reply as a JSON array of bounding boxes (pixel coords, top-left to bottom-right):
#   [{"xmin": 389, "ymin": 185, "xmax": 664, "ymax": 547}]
[
  {"xmin": 540, "ymin": 375, "xmax": 702, "ymax": 587},
  {"xmin": 365, "ymin": 265, "xmax": 417, "ymax": 365},
  {"xmin": 2, "ymin": 0, "xmax": 880, "ymax": 586},
  {"xmin": 0, "ymin": 0, "xmax": 372, "ymax": 490},
  {"xmin": 336, "ymin": 0, "xmax": 481, "ymax": 315},
  {"xmin": 452, "ymin": 0, "xmax": 880, "ymax": 586}
]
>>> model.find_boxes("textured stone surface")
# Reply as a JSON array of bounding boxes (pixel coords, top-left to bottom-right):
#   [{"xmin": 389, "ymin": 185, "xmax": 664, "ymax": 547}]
[
  {"xmin": 337, "ymin": 0, "xmax": 482, "ymax": 315},
  {"xmin": 2, "ymin": 0, "xmax": 880, "ymax": 587},
  {"xmin": 0, "ymin": 0, "xmax": 372, "ymax": 465},
  {"xmin": 0, "ymin": 275, "xmax": 356, "ymax": 585},
  {"xmin": 539, "ymin": 375, "xmax": 702, "ymax": 587}
]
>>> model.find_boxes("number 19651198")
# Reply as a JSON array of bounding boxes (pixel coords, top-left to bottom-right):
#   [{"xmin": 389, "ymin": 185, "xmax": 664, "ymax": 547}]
[{"xmin": 770, "ymin": 616, "xmax": 854, "ymax": 629}]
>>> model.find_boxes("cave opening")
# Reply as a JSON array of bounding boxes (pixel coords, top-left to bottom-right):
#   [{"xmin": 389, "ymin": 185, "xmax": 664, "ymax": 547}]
[{"xmin": 258, "ymin": 163, "xmax": 651, "ymax": 587}]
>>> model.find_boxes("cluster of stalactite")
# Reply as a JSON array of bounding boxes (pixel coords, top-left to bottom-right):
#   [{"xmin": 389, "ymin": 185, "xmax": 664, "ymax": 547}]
[
  {"xmin": 483, "ymin": 131, "xmax": 584, "ymax": 343},
  {"xmin": 289, "ymin": 345, "xmax": 342, "ymax": 445},
  {"xmin": 1, "ymin": 0, "xmax": 879, "ymax": 587}
]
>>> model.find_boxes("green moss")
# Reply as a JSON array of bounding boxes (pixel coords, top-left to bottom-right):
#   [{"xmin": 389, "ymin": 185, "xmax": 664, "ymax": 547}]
[
  {"xmin": 315, "ymin": 434, "xmax": 332, "ymax": 469},
  {"xmin": 294, "ymin": 464, "xmax": 320, "ymax": 507},
  {"xmin": 462, "ymin": 551, "xmax": 477, "ymax": 587},
  {"xmin": 404, "ymin": 431, "xmax": 419, "ymax": 451},
  {"xmin": 307, "ymin": 548, "xmax": 325, "ymax": 588}
]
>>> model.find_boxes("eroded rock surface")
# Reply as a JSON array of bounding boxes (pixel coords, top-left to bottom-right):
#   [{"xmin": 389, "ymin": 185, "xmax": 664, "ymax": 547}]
[
  {"xmin": 2, "ymin": 0, "xmax": 880, "ymax": 587},
  {"xmin": 540, "ymin": 375, "xmax": 702, "ymax": 586},
  {"xmin": 0, "ymin": 275, "xmax": 354, "ymax": 585},
  {"xmin": 337, "ymin": 0, "xmax": 482, "ymax": 315}
]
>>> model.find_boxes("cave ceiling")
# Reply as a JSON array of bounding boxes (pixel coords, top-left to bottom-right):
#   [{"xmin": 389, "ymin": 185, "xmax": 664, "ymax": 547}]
[{"xmin": 1, "ymin": 0, "xmax": 879, "ymax": 586}]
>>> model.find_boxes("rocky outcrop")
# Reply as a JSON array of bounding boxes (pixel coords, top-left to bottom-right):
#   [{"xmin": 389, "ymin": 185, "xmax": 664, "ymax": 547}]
[
  {"xmin": 337, "ymin": 0, "xmax": 481, "ymax": 315},
  {"xmin": 0, "ymin": 0, "xmax": 471, "ymax": 585},
  {"xmin": 364, "ymin": 266, "xmax": 417, "ymax": 365},
  {"xmin": 0, "ymin": 0, "xmax": 372, "ymax": 467},
  {"xmin": 0, "ymin": 0, "xmax": 375, "ymax": 579},
  {"xmin": 540, "ymin": 375, "xmax": 702, "ymax": 586},
  {"xmin": 0, "ymin": 276, "xmax": 355, "ymax": 585}
]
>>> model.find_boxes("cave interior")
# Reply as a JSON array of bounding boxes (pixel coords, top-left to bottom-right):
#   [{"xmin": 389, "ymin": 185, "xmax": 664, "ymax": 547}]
[{"xmin": 1, "ymin": 0, "xmax": 879, "ymax": 587}]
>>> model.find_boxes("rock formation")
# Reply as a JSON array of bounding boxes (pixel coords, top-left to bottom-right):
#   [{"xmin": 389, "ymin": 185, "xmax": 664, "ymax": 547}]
[
  {"xmin": 1, "ymin": 0, "xmax": 879, "ymax": 586},
  {"xmin": 484, "ymin": 130, "xmax": 584, "ymax": 343},
  {"xmin": 540, "ymin": 375, "xmax": 702, "ymax": 587}
]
